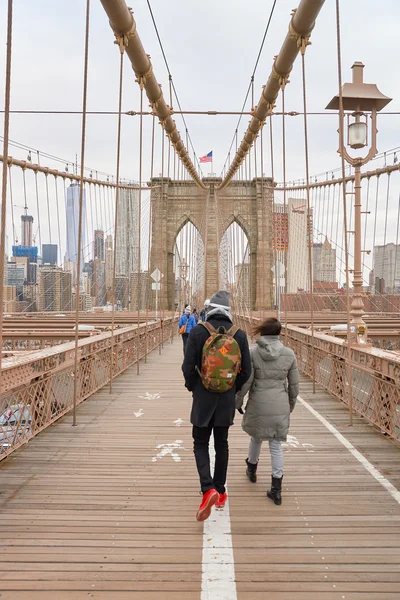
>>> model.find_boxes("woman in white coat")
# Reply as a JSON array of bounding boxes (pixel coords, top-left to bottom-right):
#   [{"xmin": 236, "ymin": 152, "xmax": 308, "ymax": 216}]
[{"xmin": 235, "ymin": 318, "xmax": 299, "ymax": 505}]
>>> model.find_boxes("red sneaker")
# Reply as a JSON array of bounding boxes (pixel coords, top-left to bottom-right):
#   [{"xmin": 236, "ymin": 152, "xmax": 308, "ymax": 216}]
[
  {"xmin": 196, "ymin": 489, "xmax": 218, "ymax": 521},
  {"xmin": 215, "ymin": 492, "xmax": 228, "ymax": 508}
]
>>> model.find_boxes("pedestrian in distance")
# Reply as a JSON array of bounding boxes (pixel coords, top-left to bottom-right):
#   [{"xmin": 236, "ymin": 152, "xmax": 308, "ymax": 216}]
[
  {"xmin": 182, "ymin": 290, "xmax": 251, "ymax": 521},
  {"xmin": 199, "ymin": 299, "xmax": 210, "ymax": 322},
  {"xmin": 178, "ymin": 306, "xmax": 196, "ymax": 355},
  {"xmin": 192, "ymin": 308, "xmax": 199, "ymax": 323},
  {"xmin": 235, "ymin": 317, "xmax": 299, "ymax": 505}
]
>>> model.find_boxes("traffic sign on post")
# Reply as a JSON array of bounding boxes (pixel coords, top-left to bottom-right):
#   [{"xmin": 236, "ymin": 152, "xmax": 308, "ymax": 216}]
[
  {"xmin": 151, "ymin": 268, "xmax": 163, "ymax": 283},
  {"xmin": 151, "ymin": 268, "xmax": 163, "ymax": 319}
]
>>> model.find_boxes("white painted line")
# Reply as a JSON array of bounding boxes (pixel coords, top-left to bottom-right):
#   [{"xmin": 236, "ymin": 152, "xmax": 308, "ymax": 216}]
[
  {"xmin": 201, "ymin": 434, "xmax": 237, "ymax": 600},
  {"xmin": 298, "ymin": 395, "xmax": 400, "ymax": 505}
]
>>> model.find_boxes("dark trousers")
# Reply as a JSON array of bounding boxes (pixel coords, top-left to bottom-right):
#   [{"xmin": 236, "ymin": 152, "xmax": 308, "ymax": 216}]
[
  {"xmin": 182, "ymin": 333, "xmax": 189, "ymax": 355},
  {"xmin": 193, "ymin": 419, "xmax": 230, "ymax": 494}
]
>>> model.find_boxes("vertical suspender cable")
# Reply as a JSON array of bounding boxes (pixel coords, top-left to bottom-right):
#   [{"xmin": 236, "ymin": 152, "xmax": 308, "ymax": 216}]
[
  {"xmin": 54, "ymin": 176, "xmax": 62, "ymax": 268},
  {"xmin": 8, "ymin": 166, "xmax": 15, "ymax": 248},
  {"xmin": 110, "ymin": 46, "xmax": 124, "ymax": 393},
  {"xmin": 362, "ymin": 177, "xmax": 370, "ymax": 280},
  {"xmin": 393, "ymin": 192, "xmax": 400, "ymax": 292},
  {"xmin": 72, "ymin": 0, "xmax": 90, "ymax": 426},
  {"xmin": 335, "ymin": 0, "xmax": 354, "ymax": 426},
  {"xmin": 34, "ymin": 173, "xmax": 42, "ymax": 252},
  {"xmin": 381, "ymin": 174, "xmax": 391, "ymax": 307},
  {"xmin": 159, "ymin": 130, "xmax": 165, "ymax": 352},
  {"xmin": 45, "ymin": 175, "xmax": 52, "ymax": 243},
  {"xmin": 0, "ymin": 0, "xmax": 13, "ymax": 391},
  {"xmin": 145, "ymin": 115, "xmax": 155, "ymax": 361},
  {"xmin": 300, "ymin": 50, "xmax": 316, "ymax": 393},
  {"xmin": 269, "ymin": 117, "xmax": 280, "ymax": 318},
  {"xmin": 281, "ymin": 89, "xmax": 289, "ymax": 331},
  {"xmin": 260, "ymin": 126, "xmax": 266, "ymax": 319},
  {"xmin": 136, "ymin": 86, "xmax": 144, "ymax": 374}
]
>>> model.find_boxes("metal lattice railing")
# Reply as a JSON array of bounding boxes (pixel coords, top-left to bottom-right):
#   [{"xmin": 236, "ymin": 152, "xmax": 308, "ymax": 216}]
[
  {"xmin": 235, "ymin": 315, "xmax": 400, "ymax": 442},
  {"xmin": 0, "ymin": 317, "xmax": 178, "ymax": 460}
]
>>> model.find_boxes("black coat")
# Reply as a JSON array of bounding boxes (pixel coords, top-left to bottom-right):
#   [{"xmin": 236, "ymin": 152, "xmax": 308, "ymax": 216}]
[{"xmin": 182, "ymin": 314, "xmax": 252, "ymax": 427}]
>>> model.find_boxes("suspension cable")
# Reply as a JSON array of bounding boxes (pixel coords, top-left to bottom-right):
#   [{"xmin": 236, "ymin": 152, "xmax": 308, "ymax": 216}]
[
  {"xmin": 335, "ymin": 0, "xmax": 354, "ymax": 426},
  {"xmin": 110, "ymin": 46, "xmax": 125, "ymax": 393},
  {"xmin": 300, "ymin": 49, "xmax": 316, "ymax": 393},
  {"xmin": 136, "ymin": 86, "xmax": 144, "ymax": 373},
  {"xmin": 72, "ymin": 0, "xmax": 91, "ymax": 426},
  {"xmin": 0, "ymin": 0, "xmax": 13, "ymax": 391},
  {"xmin": 220, "ymin": 0, "xmax": 278, "ymax": 177}
]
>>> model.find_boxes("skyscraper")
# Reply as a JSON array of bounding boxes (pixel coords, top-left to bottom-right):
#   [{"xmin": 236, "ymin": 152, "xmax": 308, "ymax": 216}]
[
  {"xmin": 373, "ymin": 243, "xmax": 400, "ymax": 293},
  {"xmin": 38, "ymin": 265, "xmax": 72, "ymax": 311},
  {"xmin": 21, "ymin": 215, "xmax": 33, "ymax": 246},
  {"xmin": 271, "ymin": 199, "xmax": 313, "ymax": 295},
  {"xmin": 42, "ymin": 244, "xmax": 58, "ymax": 265},
  {"xmin": 94, "ymin": 230, "xmax": 105, "ymax": 261},
  {"xmin": 313, "ymin": 237, "xmax": 336, "ymax": 283},
  {"xmin": 116, "ymin": 188, "xmax": 139, "ymax": 276},
  {"xmin": 65, "ymin": 183, "xmax": 86, "ymax": 267},
  {"xmin": 105, "ymin": 234, "xmax": 113, "ymax": 301}
]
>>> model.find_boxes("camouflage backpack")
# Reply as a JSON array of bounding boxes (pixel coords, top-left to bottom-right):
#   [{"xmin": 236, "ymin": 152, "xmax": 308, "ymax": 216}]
[{"xmin": 195, "ymin": 322, "xmax": 242, "ymax": 393}]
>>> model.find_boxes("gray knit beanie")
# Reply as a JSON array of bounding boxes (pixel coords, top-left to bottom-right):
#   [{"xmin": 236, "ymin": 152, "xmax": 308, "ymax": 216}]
[{"xmin": 209, "ymin": 290, "xmax": 230, "ymax": 311}]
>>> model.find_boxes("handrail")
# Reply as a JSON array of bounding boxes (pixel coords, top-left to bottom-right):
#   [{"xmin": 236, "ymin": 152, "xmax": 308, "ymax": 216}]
[
  {"xmin": 0, "ymin": 317, "xmax": 178, "ymax": 460},
  {"xmin": 235, "ymin": 314, "xmax": 400, "ymax": 441}
]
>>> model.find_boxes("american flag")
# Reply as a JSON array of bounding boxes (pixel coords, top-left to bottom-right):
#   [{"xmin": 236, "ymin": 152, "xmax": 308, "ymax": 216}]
[{"xmin": 200, "ymin": 151, "xmax": 213, "ymax": 163}]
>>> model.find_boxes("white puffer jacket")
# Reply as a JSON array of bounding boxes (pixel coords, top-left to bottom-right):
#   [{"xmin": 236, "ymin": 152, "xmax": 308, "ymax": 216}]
[{"xmin": 235, "ymin": 336, "xmax": 299, "ymax": 442}]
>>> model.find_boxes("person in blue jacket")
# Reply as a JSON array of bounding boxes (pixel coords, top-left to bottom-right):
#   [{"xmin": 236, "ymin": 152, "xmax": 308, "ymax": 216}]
[{"xmin": 178, "ymin": 305, "xmax": 196, "ymax": 355}]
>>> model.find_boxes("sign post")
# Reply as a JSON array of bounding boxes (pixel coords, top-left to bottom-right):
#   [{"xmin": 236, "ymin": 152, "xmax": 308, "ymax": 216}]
[{"xmin": 151, "ymin": 268, "xmax": 163, "ymax": 319}]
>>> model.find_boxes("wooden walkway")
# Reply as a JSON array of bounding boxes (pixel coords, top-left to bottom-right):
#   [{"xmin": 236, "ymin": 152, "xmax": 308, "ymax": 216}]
[{"xmin": 1, "ymin": 336, "xmax": 400, "ymax": 599}]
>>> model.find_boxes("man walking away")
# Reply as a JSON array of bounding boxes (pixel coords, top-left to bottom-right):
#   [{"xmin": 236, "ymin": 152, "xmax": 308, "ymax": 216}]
[
  {"xmin": 178, "ymin": 305, "xmax": 196, "ymax": 355},
  {"xmin": 182, "ymin": 290, "xmax": 251, "ymax": 521}
]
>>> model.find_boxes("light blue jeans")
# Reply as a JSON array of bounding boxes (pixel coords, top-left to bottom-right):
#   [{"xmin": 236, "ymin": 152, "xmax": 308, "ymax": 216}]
[{"xmin": 248, "ymin": 438, "xmax": 284, "ymax": 478}]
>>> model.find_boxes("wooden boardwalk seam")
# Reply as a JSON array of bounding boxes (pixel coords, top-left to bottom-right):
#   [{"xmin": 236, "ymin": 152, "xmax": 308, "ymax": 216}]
[{"xmin": 0, "ymin": 338, "xmax": 400, "ymax": 599}]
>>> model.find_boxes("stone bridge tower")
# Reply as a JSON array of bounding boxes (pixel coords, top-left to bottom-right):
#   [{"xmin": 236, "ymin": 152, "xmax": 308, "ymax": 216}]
[{"xmin": 149, "ymin": 177, "xmax": 274, "ymax": 311}]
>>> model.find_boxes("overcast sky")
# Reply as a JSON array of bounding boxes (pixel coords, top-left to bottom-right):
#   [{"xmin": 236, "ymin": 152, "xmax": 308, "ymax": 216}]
[
  {"xmin": 1, "ymin": 0, "xmax": 399, "ymax": 278},
  {"xmin": 1, "ymin": 0, "xmax": 399, "ymax": 180}
]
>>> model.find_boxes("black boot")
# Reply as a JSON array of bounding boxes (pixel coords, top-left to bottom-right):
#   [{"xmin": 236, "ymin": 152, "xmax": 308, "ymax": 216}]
[
  {"xmin": 245, "ymin": 458, "xmax": 258, "ymax": 483},
  {"xmin": 267, "ymin": 475, "xmax": 283, "ymax": 505}
]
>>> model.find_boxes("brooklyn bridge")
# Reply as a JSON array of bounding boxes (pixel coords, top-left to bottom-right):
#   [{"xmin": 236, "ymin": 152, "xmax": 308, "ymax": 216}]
[{"xmin": 0, "ymin": 0, "xmax": 399, "ymax": 597}]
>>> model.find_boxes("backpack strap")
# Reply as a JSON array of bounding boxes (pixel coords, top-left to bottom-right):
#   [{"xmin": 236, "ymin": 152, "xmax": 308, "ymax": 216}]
[
  {"xmin": 199, "ymin": 321, "xmax": 216, "ymax": 335},
  {"xmin": 226, "ymin": 325, "xmax": 239, "ymax": 337}
]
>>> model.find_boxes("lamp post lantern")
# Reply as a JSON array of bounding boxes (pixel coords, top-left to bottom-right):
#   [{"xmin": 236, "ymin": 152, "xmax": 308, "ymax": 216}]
[{"xmin": 326, "ymin": 62, "xmax": 391, "ymax": 345}]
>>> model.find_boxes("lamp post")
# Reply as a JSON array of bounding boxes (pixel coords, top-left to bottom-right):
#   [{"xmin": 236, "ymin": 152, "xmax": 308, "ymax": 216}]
[{"xmin": 326, "ymin": 62, "xmax": 391, "ymax": 345}]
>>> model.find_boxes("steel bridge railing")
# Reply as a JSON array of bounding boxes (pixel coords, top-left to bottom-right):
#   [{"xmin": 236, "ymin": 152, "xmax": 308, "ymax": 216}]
[
  {"xmin": 236, "ymin": 315, "xmax": 400, "ymax": 442},
  {"xmin": 0, "ymin": 317, "xmax": 178, "ymax": 460}
]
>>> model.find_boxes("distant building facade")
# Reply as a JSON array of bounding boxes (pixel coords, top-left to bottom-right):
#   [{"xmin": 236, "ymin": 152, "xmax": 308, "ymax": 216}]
[
  {"xmin": 373, "ymin": 243, "xmax": 400, "ymax": 293},
  {"xmin": 313, "ymin": 237, "xmax": 336, "ymax": 282},
  {"xmin": 234, "ymin": 262, "xmax": 251, "ymax": 309},
  {"xmin": 42, "ymin": 244, "xmax": 58, "ymax": 265},
  {"xmin": 38, "ymin": 265, "xmax": 72, "ymax": 312},
  {"xmin": 94, "ymin": 230, "xmax": 105, "ymax": 261},
  {"xmin": 130, "ymin": 271, "xmax": 150, "ymax": 311},
  {"xmin": 273, "ymin": 198, "xmax": 312, "ymax": 296},
  {"xmin": 115, "ymin": 275, "xmax": 129, "ymax": 309},
  {"xmin": 116, "ymin": 188, "xmax": 139, "ymax": 276},
  {"xmin": 65, "ymin": 183, "xmax": 86, "ymax": 269}
]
